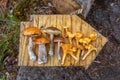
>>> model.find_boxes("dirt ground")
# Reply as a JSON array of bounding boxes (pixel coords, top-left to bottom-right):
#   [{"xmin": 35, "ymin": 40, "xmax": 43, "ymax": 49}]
[{"xmin": 5, "ymin": 0, "xmax": 120, "ymax": 80}]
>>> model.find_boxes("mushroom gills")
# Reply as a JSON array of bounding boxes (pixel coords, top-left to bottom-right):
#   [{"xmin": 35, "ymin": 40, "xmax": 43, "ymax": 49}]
[{"xmin": 38, "ymin": 44, "xmax": 47, "ymax": 64}]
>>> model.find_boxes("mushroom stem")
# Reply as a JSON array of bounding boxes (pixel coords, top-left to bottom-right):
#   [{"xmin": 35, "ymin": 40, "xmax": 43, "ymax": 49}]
[
  {"xmin": 28, "ymin": 37, "xmax": 36, "ymax": 61},
  {"xmin": 69, "ymin": 52, "xmax": 78, "ymax": 60},
  {"xmin": 57, "ymin": 41, "xmax": 61, "ymax": 60},
  {"xmin": 69, "ymin": 37, "xmax": 72, "ymax": 44},
  {"xmin": 38, "ymin": 44, "xmax": 47, "ymax": 64},
  {"xmin": 82, "ymin": 48, "xmax": 97, "ymax": 60},
  {"xmin": 61, "ymin": 52, "xmax": 67, "ymax": 65},
  {"xmin": 81, "ymin": 50, "xmax": 84, "ymax": 56},
  {"xmin": 75, "ymin": 49, "xmax": 81, "ymax": 63},
  {"xmin": 48, "ymin": 34, "xmax": 54, "ymax": 56}
]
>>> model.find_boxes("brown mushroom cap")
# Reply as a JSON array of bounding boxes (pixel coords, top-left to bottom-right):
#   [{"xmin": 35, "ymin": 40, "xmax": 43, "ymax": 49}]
[
  {"xmin": 33, "ymin": 37, "xmax": 49, "ymax": 44},
  {"xmin": 22, "ymin": 27, "xmax": 41, "ymax": 36},
  {"xmin": 54, "ymin": 36, "xmax": 64, "ymax": 42},
  {"xmin": 43, "ymin": 27, "xmax": 61, "ymax": 35}
]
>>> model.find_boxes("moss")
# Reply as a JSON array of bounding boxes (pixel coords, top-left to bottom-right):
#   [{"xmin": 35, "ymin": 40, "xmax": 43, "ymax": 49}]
[{"xmin": 13, "ymin": 0, "xmax": 39, "ymax": 20}]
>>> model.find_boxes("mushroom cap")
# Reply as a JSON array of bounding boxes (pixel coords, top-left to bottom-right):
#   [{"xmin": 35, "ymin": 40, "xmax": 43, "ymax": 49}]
[
  {"xmin": 33, "ymin": 37, "xmax": 49, "ymax": 44},
  {"xmin": 88, "ymin": 32, "xmax": 97, "ymax": 40},
  {"xmin": 54, "ymin": 36, "xmax": 64, "ymax": 42},
  {"xmin": 79, "ymin": 38, "xmax": 91, "ymax": 44},
  {"xmin": 77, "ymin": 45, "xmax": 84, "ymax": 50},
  {"xmin": 22, "ymin": 27, "xmax": 41, "ymax": 36},
  {"xmin": 84, "ymin": 44, "xmax": 94, "ymax": 49},
  {"xmin": 43, "ymin": 27, "xmax": 61, "ymax": 35},
  {"xmin": 74, "ymin": 32, "xmax": 83, "ymax": 38}
]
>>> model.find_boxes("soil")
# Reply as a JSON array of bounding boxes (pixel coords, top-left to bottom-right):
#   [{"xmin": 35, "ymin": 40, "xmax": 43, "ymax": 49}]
[{"xmin": 3, "ymin": 0, "xmax": 120, "ymax": 80}]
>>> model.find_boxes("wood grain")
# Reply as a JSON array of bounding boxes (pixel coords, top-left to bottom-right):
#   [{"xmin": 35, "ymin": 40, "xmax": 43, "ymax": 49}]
[{"xmin": 18, "ymin": 15, "xmax": 108, "ymax": 69}]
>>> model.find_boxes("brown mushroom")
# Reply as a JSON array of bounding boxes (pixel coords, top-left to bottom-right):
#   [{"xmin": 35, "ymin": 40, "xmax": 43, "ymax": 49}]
[
  {"xmin": 43, "ymin": 27, "xmax": 61, "ymax": 56},
  {"xmin": 60, "ymin": 43, "xmax": 78, "ymax": 65},
  {"xmin": 33, "ymin": 37, "xmax": 49, "ymax": 64},
  {"xmin": 54, "ymin": 36, "xmax": 64, "ymax": 60},
  {"xmin": 82, "ymin": 44, "xmax": 97, "ymax": 60},
  {"xmin": 22, "ymin": 27, "xmax": 41, "ymax": 61}
]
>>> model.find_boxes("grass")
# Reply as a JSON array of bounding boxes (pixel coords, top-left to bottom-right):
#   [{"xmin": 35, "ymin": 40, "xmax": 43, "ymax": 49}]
[
  {"xmin": 0, "ymin": 7, "xmax": 20, "ymax": 70},
  {"xmin": 0, "ymin": 76, "xmax": 6, "ymax": 80}
]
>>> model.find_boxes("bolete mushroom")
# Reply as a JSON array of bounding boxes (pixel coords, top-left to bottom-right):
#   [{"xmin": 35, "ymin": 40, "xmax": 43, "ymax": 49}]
[
  {"xmin": 82, "ymin": 44, "xmax": 97, "ymax": 60},
  {"xmin": 22, "ymin": 27, "xmax": 41, "ymax": 61},
  {"xmin": 54, "ymin": 36, "xmax": 64, "ymax": 60},
  {"xmin": 60, "ymin": 43, "xmax": 78, "ymax": 65},
  {"xmin": 43, "ymin": 27, "xmax": 61, "ymax": 56},
  {"xmin": 33, "ymin": 37, "xmax": 49, "ymax": 64}
]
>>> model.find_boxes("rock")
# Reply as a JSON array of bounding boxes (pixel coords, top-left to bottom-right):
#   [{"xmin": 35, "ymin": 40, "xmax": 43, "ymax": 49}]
[
  {"xmin": 52, "ymin": 0, "xmax": 94, "ymax": 18},
  {"xmin": 17, "ymin": 67, "xmax": 90, "ymax": 80},
  {"xmin": 113, "ymin": 24, "xmax": 120, "ymax": 43}
]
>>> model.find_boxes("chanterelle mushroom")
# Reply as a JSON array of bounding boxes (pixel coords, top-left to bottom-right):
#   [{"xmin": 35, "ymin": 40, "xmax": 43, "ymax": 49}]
[
  {"xmin": 33, "ymin": 37, "xmax": 49, "ymax": 64},
  {"xmin": 75, "ymin": 44, "xmax": 84, "ymax": 63},
  {"xmin": 82, "ymin": 44, "xmax": 97, "ymax": 60},
  {"xmin": 79, "ymin": 37, "xmax": 91, "ymax": 45},
  {"xmin": 22, "ymin": 27, "xmax": 41, "ymax": 61},
  {"xmin": 74, "ymin": 32, "xmax": 83, "ymax": 46},
  {"xmin": 43, "ymin": 27, "xmax": 61, "ymax": 56},
  {"xmin": 64, "ymin": 27, "xmax": 74, "ymax": 44},
  {"xmin": 60, "ymin": 43, "xmax": 78, "ymax": 65},
  {"xmin": 88, "ymin": 32, "xmax": 97, "ymax": 40},
  {"xmin": 54, "ymin": 36, "xmax": 64, "ymax": 60}
]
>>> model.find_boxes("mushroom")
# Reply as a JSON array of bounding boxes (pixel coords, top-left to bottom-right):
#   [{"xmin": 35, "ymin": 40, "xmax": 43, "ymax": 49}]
[
  {"xmin": 54, "ymin": 36, "xmax": 64, "ymax": 60},
  {"xmin": 64, "ymin": 27, "xmax": 74, "ymax": 44},
  {"xmin": 33, "ymin": 37, "xmax": 49, "ymax": 64},
  {"xmin": 60, "ymin": 43, "xmax": 78, "ymax": 65},
  {"xmin": 79, "ymin": 37, "xmax": 92, "ymax": 55},
  {"xmin": 22, "ymin": 27, "xmax": 42, "ymax": 61},
  {"xmin": 42, "ymin": 27, "xmax": 61, "ymax": 56},
  {"xmin": 75, "ymin": 44, "xmax": 84, "ymax": 63},
  {"xmin": 79, "ymin": 37, "xmax": 91, "ymax": 46},
  {"xmin": 88, "ymin": 32, "xmax": 97, "ymax": 40},
  {"xmin": 82, "ymin": 44, "xmax": 97, "ymax": 60},
  {"xmin": 73, "ymin": 32, "xmax": 83, "ymax": 46}
]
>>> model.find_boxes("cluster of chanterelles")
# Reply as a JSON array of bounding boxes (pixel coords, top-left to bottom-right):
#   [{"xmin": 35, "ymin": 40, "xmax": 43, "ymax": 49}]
[
  {"xmin": 22, "ymin": 26, "xmax": 97, "ymax": 65},
  {"xmin": 60, "ymin": 27, "xmax": 98, "ymax": 64}
]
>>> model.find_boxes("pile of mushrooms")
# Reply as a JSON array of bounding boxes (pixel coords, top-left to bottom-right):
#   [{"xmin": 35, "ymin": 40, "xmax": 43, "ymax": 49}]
[
  {"xmin": 22, "ymin": 26, "xmax": 98, "ymax": 65},
  {"xmin": 22, "ymin": 27, "xmax": 42, "ymax": 61},
  {"xmin": 22, "ymin": 26, "xmax": 62, "ymax": 64},
  {"xmin": 59, "ymin": 27, "xmax": 98, "ymax": 65}
]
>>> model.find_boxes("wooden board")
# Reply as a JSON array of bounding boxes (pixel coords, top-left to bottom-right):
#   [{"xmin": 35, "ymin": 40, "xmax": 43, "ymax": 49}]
[{"xmin": 18, "ymin": 15, "xmax": 108, "ymax": 69}]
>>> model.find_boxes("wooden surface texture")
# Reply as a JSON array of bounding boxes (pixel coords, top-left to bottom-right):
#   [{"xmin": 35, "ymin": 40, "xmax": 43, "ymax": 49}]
[{"xmin": 18, "ymin": 15, "xmax": 107, "ymax": 69}]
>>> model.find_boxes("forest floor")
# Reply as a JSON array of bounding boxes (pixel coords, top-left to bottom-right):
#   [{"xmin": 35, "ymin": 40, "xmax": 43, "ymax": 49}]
[{"xmin": 0, "ymin": 0, "xmax": 120, "ymax": 80}]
